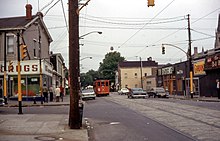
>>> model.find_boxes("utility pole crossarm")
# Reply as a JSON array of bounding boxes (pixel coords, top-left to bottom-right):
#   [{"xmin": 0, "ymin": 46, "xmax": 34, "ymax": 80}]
[{"xmin": 77, "ymin": 0, "xmax": 91, "ymax": 15}]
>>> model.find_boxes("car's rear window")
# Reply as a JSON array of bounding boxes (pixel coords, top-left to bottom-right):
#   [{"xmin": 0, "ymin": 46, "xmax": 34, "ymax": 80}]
[
  {"xmin": 155, "ymin": 88, "xmax": 165, "ymax": 92},
  {"xmin": 82, "ymin": 89, "xmax": 94, "ymax": 93}
]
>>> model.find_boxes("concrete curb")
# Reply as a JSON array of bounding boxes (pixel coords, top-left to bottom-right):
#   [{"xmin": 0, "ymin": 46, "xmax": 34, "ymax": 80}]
[
  {"xmin": 170, "ymin": 96, "xmax": 220, "ymax": 102},
  {"xmin": 4, "ymin": 103, "xmax": 70, "ymax": 107}
]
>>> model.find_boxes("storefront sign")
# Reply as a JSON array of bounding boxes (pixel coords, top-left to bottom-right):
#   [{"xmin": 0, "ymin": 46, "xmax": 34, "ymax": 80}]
[
  {"xmin": 193, "ymin": 59, "xmax": 206, "ymax": 76},
  {"xmin": 0, "ymin": 60, "xmax": 53, "ymax": 76},
  {"xmin": 162, "ymin": 66, "xmax": 174, "ymax": 75},
  {"xmin": 204, "ymin": 53, "xmax": 220, "ymax": 70}
]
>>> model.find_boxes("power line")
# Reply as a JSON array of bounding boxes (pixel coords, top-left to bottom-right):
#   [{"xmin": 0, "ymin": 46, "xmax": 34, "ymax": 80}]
[
  {"xmin": 79, "ymin": 16, "xmax": 185, "ymax": 25},
  {"xmin": 117, "ymin": 0, "xmax": 176, "ymax": 50},
  {"xmin": 135, "ymin": 8, "xmax": 220, "ymax": 56},
  {"xmin": 40, "ymin": 0, "xmax": 56, "ymax": 12},
  {"xmin": 48, "ymin": 25, "xmax": 186, "ymax": 30},
  {"xmin": 60, "ymin": 0, "xmax": 68, "ymax": 32},
  {"xmin": 191, "ymin": 29, "xmax": 215, "ymax": 37},
  {"xmin": 44, "ymin": 0, "xmax": 61, "ymax": 16},
  {"xmin": 152, "ymin": 8, "xmax": 220, "ymax": 45}
]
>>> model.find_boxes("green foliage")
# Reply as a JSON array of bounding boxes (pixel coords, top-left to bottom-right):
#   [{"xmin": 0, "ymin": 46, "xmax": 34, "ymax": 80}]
[
  {"xmin": 80, "ymin": 51, "xmax": 125, "ymax": 88},
  {"xmin": 80, "ymin": 70, "xmax": 99, "ymax": 88},
  {"xmin": 99, "ymin": 51, "xmax": 125, "ymax": 82}
]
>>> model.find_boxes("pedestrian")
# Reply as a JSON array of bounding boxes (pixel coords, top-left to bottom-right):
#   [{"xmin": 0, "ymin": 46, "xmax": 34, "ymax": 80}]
[
  {"xmin": 49, "ymin": 85, "xmax": 54, "ymax": 102},
  {"xmin": 216, "ymin": 79, "xmax": 220, "ymax": 99},
  {"xmin": 55, "ymin": 85, "xmax": 60, "ymax": 102},
  {"xmin": 60, "ymin": 85, "xmax": 64, "ymax": 102},
  {"xmin": 0, "ymin": 84, "xmax": 3, "ymax": 98},
  {"xmin": 42, "ymin": 84, "xmax": 48, "ymax": 103}
]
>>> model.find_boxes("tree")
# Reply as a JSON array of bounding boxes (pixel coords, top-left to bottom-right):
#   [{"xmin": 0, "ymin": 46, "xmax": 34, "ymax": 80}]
[
  {"xmin": 80, "ymin": 69, "xmax": 99, "ymax": 88},
  {"xmin": 98, "ymin": 51, "xmax": 125, "ymax": 82}
]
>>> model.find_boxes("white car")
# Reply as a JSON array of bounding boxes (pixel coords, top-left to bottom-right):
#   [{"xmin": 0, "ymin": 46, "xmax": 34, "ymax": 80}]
[
  {"xmin": 81, "ymin": 89, "xmax": 96, "ymax": 100},
  {"xmin": 118, "ymin": 88, "xmax": 129, "ymax": 95}
]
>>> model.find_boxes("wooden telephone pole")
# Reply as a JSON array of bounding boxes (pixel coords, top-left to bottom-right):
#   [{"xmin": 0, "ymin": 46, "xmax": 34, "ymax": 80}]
[
  {"xmin": 69, "ymin": 0, "xmax": 80, "ymax": 129},
  {"xmin": 187, "ymin": 14, "xmax": 194, "ymax": 99}
]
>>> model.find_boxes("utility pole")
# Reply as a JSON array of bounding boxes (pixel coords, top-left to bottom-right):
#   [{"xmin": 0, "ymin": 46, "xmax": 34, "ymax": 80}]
[
  {"xmin": 69, "ymin": 0, "xmax": 80, "ymax": 129},
  {"xmin": 140, "ymin": 57, "xmax": 143, "ymax": 89},
  {"xmin": 187, "ymin": 14, "xmax": 193, "ymax": 99},
  {"xmin": 3, "ymin": 32, "xmax": 8, "ymax": 104},
  {"xmin": 37, "ymin": 22, "xmax": 43, "ymax": 104},
  {"xmin": 17, "ymin": 32, "xmax": 23, "ymax": 114}
]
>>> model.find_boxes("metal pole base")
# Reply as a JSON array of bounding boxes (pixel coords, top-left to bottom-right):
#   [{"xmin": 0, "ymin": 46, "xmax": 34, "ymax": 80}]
[
  {"xmin": 18, "ymin": 101, "xmax": 23, "ymax": 114},
  {"xmin": 190, "ymin": 93, "xmax": 193, "ymax": 99}
]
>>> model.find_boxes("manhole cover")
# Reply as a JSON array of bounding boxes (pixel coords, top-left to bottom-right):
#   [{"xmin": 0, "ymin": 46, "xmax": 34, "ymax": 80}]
[{"xmin": 34, "ymin": 136, "xmax": 60, "ymax": 141}]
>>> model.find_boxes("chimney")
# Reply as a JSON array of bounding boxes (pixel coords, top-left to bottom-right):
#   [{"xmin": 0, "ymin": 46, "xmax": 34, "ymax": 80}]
[{"xmin": 26, "ymin": 4, "xmax": 32, "ymax": 20}]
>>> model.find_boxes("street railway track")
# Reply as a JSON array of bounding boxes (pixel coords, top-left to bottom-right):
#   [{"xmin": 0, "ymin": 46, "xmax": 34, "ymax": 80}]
[{"xmin": 103, "ymin": 95, "xmax": 220, "ymax": 141}]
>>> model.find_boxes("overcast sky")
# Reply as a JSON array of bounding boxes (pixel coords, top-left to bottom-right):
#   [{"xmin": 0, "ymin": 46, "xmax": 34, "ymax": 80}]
[{"xmin": 1, "ymin": 0, "xmax": 220, "ymax": 72}]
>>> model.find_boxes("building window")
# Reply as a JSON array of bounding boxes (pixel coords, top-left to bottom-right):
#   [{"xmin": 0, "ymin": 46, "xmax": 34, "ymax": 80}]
[
  {"xmin": 124, "ymin": 73, "xmax": 127, "ymax": 79},
  {"xmin": 134, "ymin": 73, "xmax": 137, "ymax": 78},
  {"xmin": 135, "ymin": 84, "xmax": 138, "ymax": 88},
  {"xmin": 7, "ymin": 35, "xmax": 15, "ymax": 54},
  {"xmin": 145, "ymin": 73, "xmax": 147, "ymax": 77},
  {"xmin": 147, "ymin": 81, "xmax": 151, "ymax": 85}
]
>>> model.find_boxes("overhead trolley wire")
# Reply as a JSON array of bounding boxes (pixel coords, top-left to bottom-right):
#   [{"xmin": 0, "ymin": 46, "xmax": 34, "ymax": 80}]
[
  {"xmin": 117, "ymin": 0, "xmax": 176, "ymax": 50},
  {"xmin": 135, "ymin": 7, "xmax": 220, "ymax": 56}
]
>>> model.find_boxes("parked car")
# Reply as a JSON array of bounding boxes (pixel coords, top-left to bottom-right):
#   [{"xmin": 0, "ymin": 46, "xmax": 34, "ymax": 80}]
[
  {"xmin": 81, "ymin": 89, "xmax": 96, "ymax": 100},
  {"xmin": 127, "ymin": 88, "xmax": 147, "ymax": 99},
  {"xmin": 147, "ymin": 87, "xmax": 169, "ymax": 98},
  {"xmin": 0, "ymin": 98, "xmax": 5, "ymax": 106},
  {"xmin": 118, "ymin": 88, "xmax": 129, "ymax": 95}
]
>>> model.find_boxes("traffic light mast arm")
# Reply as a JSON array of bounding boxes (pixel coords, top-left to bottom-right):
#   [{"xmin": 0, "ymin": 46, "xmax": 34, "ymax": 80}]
[{"xmin": 162, "ymin": 43, "xmax": 188, "ymax": 57}]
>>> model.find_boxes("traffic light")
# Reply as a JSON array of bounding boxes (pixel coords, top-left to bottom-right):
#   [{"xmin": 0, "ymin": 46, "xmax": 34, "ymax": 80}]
[
  {"xmin": 8, "ymin": 61, "xmax": 13, "ymax": 72},
  {"xmin": 162, "ymin": 46, "xmax": 165, "ymax": 54},
  {"xmin": 148, "ymin": 0, "xmax": 155, "ymax": 7},
  {"xmin": 21, "ymin": 44, "xmax": 27, "ymax": 60}
]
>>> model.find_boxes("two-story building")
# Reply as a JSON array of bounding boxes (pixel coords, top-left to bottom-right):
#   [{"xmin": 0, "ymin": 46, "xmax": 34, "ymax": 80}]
[
  {"xmin": 117, "ymin": 57, "xmax": 158, "ymax": 91},
  {"xmin": 0, "ymin": 4, "xmax": 54, "ymax": 97}
]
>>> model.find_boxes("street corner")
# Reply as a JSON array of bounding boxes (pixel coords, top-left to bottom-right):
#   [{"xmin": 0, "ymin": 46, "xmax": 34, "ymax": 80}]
[{"xmin": 58, "ymin": 124, "xmax": 88, "ymax": 141}]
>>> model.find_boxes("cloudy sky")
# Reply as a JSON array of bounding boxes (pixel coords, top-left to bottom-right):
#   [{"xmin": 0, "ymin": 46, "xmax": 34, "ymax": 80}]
[{"xmin": 1, "ymin": 0, "xmax": 220, "ymax": 72}]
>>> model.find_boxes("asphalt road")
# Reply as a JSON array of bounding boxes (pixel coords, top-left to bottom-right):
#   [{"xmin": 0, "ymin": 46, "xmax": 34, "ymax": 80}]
[{"xmin": 84, "ymin": 97, "xmax": 196, "ymax": 141}]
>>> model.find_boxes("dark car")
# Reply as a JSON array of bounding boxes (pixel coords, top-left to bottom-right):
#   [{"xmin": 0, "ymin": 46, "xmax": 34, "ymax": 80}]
[
  {"xmin": 147, "ymin": 87, "xmax": 169, "ymax": 98},
  {"xmin": 0, "ymin": 98, "xmax": 5, "ymax": 106},
  {"xmin": 127, "ymin": 88, "xmax": 147, "ymax": 99}
]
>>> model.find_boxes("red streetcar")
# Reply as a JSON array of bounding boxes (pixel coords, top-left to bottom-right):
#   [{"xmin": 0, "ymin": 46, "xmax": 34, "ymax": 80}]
[{"xmin": 93, "ymin": 80, "xmax": 110, "ymax": 96}]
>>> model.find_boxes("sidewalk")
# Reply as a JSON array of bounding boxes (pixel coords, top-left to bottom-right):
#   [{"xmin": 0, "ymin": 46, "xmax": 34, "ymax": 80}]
[
  {"xmin": 5, "ymin": 94, "xmax": 71, "ymax": 107},
  {"xmin": 169, "ymin": 94, "xmax": 220, "ymax": 102},
  {"xmin": 0, "ymin": 95, "xmax": 88, "ymax": 141}
]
